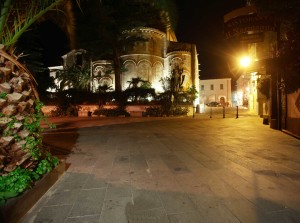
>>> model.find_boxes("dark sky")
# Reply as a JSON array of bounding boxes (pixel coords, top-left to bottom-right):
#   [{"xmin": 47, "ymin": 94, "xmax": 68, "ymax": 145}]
[{"xmin": 174, "ymin": 0, "xmax": 245, "ymax": 80}]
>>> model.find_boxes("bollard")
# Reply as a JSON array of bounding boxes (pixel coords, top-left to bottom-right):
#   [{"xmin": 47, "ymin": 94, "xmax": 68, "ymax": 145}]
[
  {"xmin": 210, "ymin": 107, "xmax": 212, "ymax": 118},
  {"xmin": 236, "ymin": 106, "xmax": 239, "ymax": 119},
  {"xmin": 223, "ymin": 106, "xmax": 225, "ymax": 118},
  {"xmin": 193, "ymin": 106, "xmax": 195, "ymax": 118}
]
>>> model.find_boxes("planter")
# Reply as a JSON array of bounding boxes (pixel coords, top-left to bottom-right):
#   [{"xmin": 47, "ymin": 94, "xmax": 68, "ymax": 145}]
[
  {"xmin": 263, "ymin": 116, "xmax": 269, "ymax": 125},
  {"xmin": 0, "ymin": 160, "xmax": 67, "ymax": 223}
]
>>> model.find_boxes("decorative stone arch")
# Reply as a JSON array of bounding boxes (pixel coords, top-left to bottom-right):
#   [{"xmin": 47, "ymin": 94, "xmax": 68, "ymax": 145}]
[
  {"xmin": 99, "ymin": 76, "xmax": 113, "ymax": 87},
  {"xmin": 182, "ymin": 70, "xmax": 191, "ymax": 90},
  {"xmin": 152, "ymin": 61, "xmax": 164, "ymax": 92},
  {"xmin": 170, "ymin": 57, "xmax": 184, "ymax": 72},
  {"xmin": 152, "ymin": 62, "xmax": 163, "ymax": 79},
  {"xmin": 123, "ymin": 60, "xmax": 137, "ymax": 75},
  {"xmin": 219, "ymin": 96, "xmax": 226, "ymax": 106},
  {"xmin": 169, "ymin": 57, "xmax": 188, "ymax": 91},
  {"xmin": 93, "ymin": 65, "xmax": 106, "ymax": 77},
  {"xmin": 91, "ymin": 76, "xmax": 113, "ymax": 93},
  {"xmin": 91, "ymin": 60, "xmax": 114, "ymax": 77},
  {"xmin": 122, "ymin": 60, "xmax": 137, "ymax": 89},
  {"xmin": 137, "ymin": 60, "xmax": 152, "ymax": 81}
]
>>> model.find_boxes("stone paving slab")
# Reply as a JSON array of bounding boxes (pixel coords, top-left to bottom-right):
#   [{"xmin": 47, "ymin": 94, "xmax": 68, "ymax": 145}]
[{"xmin": 21, "ymin": 116, "xmax": 300, "ymax": 223}]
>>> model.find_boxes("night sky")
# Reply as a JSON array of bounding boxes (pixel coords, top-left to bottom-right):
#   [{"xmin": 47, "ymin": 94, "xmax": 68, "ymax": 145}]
[{"xmin": 174, "ymin": 0, "xmax": 245, "ymax": 80}]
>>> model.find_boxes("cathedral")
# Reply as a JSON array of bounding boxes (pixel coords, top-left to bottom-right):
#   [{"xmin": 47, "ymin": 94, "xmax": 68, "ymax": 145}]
[{"xmin": 51, "ymin": 26, "xmax": 199, "ymax": 105}]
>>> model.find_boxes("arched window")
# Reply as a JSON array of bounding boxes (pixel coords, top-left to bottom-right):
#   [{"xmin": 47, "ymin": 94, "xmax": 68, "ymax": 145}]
[
  {"xmin": 100, "ymin": 77, "xmax": 113, "ymax": 87},
  {"xmin": 93, "ymin": 65, "xmax": 105, "ymax": 77},
  {"xmin": 170, "ymin": 57, "xmax": 183, "ymax": 72},
  {"xmin": 123, "ymin": 61, "xmax": 136, "ymax": 89},
  {"xmin": 137, "ymin": 61, "xmax": 151, "ymax": 81},
  {"xmin": 152, "ymin": 62, "xmax": 164, "ymax": 91}
]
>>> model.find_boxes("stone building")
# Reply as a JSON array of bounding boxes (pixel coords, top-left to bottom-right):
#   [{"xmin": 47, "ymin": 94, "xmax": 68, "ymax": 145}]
[
  {"xmin": 48, "ymin": 26, "xmax": 200, "ymax": 113},
  {"xmin": 199, "ymin": 78, "xmax": 232, "ymax": 112},
  {"xmin": 224, "ymin": 4, "xmax": 300, "ymax": 136},
  {"xmin": 90, "ymin": 27, "xmax": 199, "ymax": 98}
]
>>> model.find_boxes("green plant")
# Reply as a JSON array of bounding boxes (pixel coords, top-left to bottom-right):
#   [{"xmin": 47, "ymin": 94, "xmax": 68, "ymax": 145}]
[
  {"xmin": 0, "ymin": 0, "xmax": 65, "ymax": 52},
  {"xmin": 0, "ymin": 0, "xmax": 63, "ymax": 206},
  {"xmin": 0, "ymin": 100, "xmax": 58, "ymax": 205},
  {"xmin": 93, "ymin": 108, "xmax": 130, "ymax": 117},
  {"xmin": 0, "ymin": 153, "xmax": 58, "ymax": 205},
  {"xmin": 35, "ymin": 154, "xmax": 59, "ymax": 175},
  {"xmin": 0, "ymin": 92, "xmax": 7, "ymax": 99},
  {"xmin": 22, "ymin": 100, "xmax": 55, "ymax": 159},
  {"xmin": 145, "ymin": 106, "xmax": 163, "ymax": 117}
]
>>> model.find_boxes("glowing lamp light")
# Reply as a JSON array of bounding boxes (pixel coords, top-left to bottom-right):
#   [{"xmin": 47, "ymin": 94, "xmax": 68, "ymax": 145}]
[{"xmin": 240, "ymin": 56, "xmax": 251, "ymax": 68}]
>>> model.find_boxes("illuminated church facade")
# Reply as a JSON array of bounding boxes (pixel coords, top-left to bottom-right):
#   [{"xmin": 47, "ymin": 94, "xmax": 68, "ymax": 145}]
[{"xmin": 52, "ymin": 27, "xmax": 200, "ymax": 104}]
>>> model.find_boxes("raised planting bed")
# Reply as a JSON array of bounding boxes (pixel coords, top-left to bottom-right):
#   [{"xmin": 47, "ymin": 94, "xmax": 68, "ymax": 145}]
[{"xmin": 0, "ymin": 160, "xmax": 67, "ymax": 223}]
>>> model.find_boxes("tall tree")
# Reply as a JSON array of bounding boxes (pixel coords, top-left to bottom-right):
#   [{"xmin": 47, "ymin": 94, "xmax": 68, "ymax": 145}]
[
  {"xmin": 0, "ymin": 0, "xmax": 79, "ymax": 204},
  {"xmin": 55, "ymin": 65, "xmax": 91, "ymax": 91}
]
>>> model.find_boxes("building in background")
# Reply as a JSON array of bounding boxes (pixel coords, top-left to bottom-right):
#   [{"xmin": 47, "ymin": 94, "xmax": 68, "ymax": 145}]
[
  {"xmin": 199, "ymin": 78, "xmax": 232, "ymax": 112},
  {"xmin": 49, "ymin": 27, "xmax": 200, "ymax": 107},
  {"xmin": 224, "ymin": 3, "xmax": 300, "ymax": 137},
  {"xmin": 92, "ymin": 27, "xmax": 199, "ymax": 96}
]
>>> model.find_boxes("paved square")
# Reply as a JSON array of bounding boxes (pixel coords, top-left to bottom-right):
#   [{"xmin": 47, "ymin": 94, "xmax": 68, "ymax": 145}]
[{"xmin": 22, "ymin": 116, "xmax": 300, "ymax": 223}]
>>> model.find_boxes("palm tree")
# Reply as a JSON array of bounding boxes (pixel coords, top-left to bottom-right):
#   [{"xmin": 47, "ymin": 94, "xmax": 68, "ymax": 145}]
[
  {"xmin": 127, "ymin": 77, "xmax": 149, "ymax": 89},
  {"xmin": 125, "ymin": 77, "xmax": 154, "ymax": 103},
  {"xmin": 0, "ymin": 0, "xmax": 71, "ymax": 177},
  {"xmin": 55, "ymin": 65, "xmax": 91, "ymax": 91}
]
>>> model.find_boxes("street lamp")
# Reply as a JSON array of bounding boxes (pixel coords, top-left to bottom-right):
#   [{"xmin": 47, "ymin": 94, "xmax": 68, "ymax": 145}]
[
  {"xmin": 239, "ymin": 56, "xmax": 252, "ymax": 108},
  {"xmin": 240, "ymin": 56, "xmax": 251, "ymax": 68}
]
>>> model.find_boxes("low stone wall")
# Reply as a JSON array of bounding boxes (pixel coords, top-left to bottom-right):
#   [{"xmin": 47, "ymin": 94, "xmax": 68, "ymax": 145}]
[
  {"xmin": 41, "ymin": 105, "xmax": 57, "ymax": 116},
  {"xmin": 78, "ymin": 105, "xmax": 99, "ymax": 117},
  {"xmin": 42, "ymin": 104, "xmax": 195, "ymax": 117},
  {"xmin": 42, "ymin": 104, "xmax": 150, "ymax": 117}
]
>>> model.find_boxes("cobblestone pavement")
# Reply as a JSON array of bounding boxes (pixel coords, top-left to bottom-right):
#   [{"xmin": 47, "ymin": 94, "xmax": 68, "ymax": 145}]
[{"xmin": 21, "ymin": 113, "xmax": 300, "ymax": 223}]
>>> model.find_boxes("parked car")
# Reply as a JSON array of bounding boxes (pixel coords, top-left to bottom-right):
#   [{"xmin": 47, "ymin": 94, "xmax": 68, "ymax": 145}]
[{"xmin": 206, "ymin": 101, "xmax": 222, "ymax": 107}]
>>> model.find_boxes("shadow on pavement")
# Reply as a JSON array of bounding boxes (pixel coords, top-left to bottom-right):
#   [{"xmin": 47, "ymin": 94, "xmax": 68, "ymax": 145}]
[{"xmin": 42, "ymin": 127, "xmax": 79, "ymax": 159}]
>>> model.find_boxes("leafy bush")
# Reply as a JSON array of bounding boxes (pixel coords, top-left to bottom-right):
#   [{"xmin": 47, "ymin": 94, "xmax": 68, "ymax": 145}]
[
  {"xmin": 0, "ymin": 100, "xmax": 58, "ymax": 205},
  {"xmin": 145, "ymin": 106, "xmax": 163, "ymax": 117},
  {"xmin": 93, "ymin": 108, "xmax": 130, "ymax": 117},
  {"xmin": 0, "ymin": 154, "xmax": 58, "ymax": 206},
  {"xmin": 169, "ymin": 106, "xmax": 189, "ymax": 116},
  {"xmin": 145, "ymin": 106, "xmax": 188, "ymax": 117}
]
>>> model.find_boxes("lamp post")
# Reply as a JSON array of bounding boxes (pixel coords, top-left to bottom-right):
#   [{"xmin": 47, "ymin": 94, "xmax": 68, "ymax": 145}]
[{"xmin": 239, "ymin": 56, "xmax": 252, "ymax": 109}]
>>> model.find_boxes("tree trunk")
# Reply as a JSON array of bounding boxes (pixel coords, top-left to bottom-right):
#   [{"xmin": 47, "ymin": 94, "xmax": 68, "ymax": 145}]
[
  {"xmin": 0, "ymin": 49, "xmax": 44, "ymax": 175},
  {"xmin": 113, "ymin": 48, "xmax": 122, "ymax": 92}
]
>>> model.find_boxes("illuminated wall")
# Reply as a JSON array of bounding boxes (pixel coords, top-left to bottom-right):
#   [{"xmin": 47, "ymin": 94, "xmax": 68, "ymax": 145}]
[{"xmin": 57, "ymin": 27, "xmax": 199, "ymax": 100}]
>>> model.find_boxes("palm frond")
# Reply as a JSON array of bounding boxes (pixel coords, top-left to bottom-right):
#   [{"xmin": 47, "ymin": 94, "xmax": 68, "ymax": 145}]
[{"xmin": 0, "ymin": 0, "xmax": 65, "ymax": 51}]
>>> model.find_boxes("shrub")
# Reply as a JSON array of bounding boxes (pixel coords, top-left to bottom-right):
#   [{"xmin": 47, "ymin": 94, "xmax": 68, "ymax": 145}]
[
  {"xmin": 93, "ymin": 108, "xmax": 130, "ymax": 117},
  {"xmin": 0, "ymin": 153, "xmax": 58, "ymax": 205},
  {"xmin": 145, "ymin": 106, "xmax": 163, "ymax": 117}
]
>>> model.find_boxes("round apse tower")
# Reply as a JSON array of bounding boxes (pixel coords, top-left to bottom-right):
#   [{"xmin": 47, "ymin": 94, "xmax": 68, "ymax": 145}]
[{"xmin": 120, "ymin": 27, "xmax": 167, "ymax": 92}]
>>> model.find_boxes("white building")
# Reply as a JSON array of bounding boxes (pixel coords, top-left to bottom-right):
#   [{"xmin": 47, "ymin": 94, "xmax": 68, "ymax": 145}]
[
  {"xmin": 235, "ymin": 71, "xmax": 265, "ymax": 115},
  {"xmin": 199, "ymin": 78, "xmax": 232, "ymax": 112}
]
